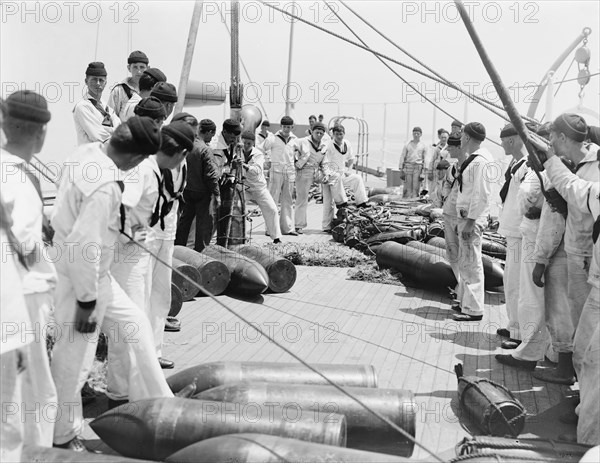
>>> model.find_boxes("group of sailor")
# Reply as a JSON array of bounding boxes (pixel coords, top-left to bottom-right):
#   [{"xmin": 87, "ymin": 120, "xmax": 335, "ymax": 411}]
[
  {"xmin": 433, "ymin": 115, "xmax": 599, "ymax": 446},
  {"xmin": 0, "ymin": 49, "xmax": 372, "ymax": 459}
]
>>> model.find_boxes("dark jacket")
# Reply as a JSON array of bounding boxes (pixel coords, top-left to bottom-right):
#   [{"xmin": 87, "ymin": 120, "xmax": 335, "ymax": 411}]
[{"xmin": 185, "ymin": 139, "xmax": 220, "ymax": 197}]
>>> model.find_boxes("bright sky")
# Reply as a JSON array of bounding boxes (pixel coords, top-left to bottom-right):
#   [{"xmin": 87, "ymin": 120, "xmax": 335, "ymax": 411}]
[{"xmin": 2, "ymin": 0, "xmax": 599, "ymax": 166}]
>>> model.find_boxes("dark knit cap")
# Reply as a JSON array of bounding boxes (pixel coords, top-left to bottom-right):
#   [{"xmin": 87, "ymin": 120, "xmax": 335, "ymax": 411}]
[
  {"xmin": 241, "ymin": 131, "xmax": 256, "ymax": 141},
  {"xmin": 86, "ymin": 62, "xmax": 107, "ymax": 77},
  {"xmin": 128, "ymin": 50, "xmax": 149, "ymax": 65},
  {"xmin": 447, "ymin": 134, "xmax": 461, "ymax": 146},
  {"xmin": 150, "ymin": 82, "xmax": 178, "ymax": 103},
  {"xmin": 261, "ymin": 120, "xmax": 270, "ymax": 127},
  {"xmin": 200, "ymin": 119, "xmax": 216, "ymax": 132},
  {"xmin": 412, "ymin": 127, "xmax": 422, "ymax": 133},
  {"xmin": 537, "ymin": 122, "xmax": 552, "ymax": 138},
  {"xmin": 332, "ymin": 124, "xmax": 345, "ymax": 133},
  {"xmin": 451, "ymin": 119, "xmax": 462, "ymax": 128},
  {"xmin": 500, "ymin": 122, "xmax": 539, "ymax": 139},
  {"xmin": 280, "ymin": 116, "xmax": 294, "ymax": 126},
  {"xmin": 551, "ymin": 113, "xmax": 588, "ymax": 142},
  {"xmin": 143, "ymin": 68, "xmax": 167, "ymax": 83},
  {"xmin": 223, "ymin": 118, "xmax": 242, "ymax": 135},
  {"xmin": 126, "ymin": 116, "xmax": 161, "ymax": 154},
  {"xmin": 3, "ymin": 90, "xmax": 51, "ymax": 124},
  {"xmin": 312, "ymin": 121, "xmax": 327, "ymax": 132},
  {"xmin": 588, "ymin": 126, "xmax": 600, "ymax": 145},
  {"xmin": 134, "ymin": 96, "xmax": 167, "ymax": 119},
  {"xmin": 172, "ymin": 112, "xmax": 197, "ymax": 125},
  {"xmin": 464, "ymin": 122, "xmax": 486, "ymax": 142},
  {"xmin": 436, "ymin": 159, "xmax": 451, "ymax": 170},
  {"xmin": 162, "ymin": 121, "xmax": 196, "ymax": 151}
]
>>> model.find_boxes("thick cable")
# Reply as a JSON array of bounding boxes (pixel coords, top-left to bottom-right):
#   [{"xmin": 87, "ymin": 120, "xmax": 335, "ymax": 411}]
[{"xmin": 258, "ymin": 0, "xmax": 528, "ymax": 125}]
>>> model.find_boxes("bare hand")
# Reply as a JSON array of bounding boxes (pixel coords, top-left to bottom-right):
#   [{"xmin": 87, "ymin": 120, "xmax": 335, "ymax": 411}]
[
  {"xmin": 75, "ymin": 304, "xmax": 98, "ymax": 334},
  {"xmin": 532, "ymin": 263, "xmax": 546, "ymax": 287},
  {"xmin": 131, "ymin": 225, "xmax": 148, "ymax": 242},
  {"xmin": 461, "ymin": 219, "xmax": 476, "ymax": 240}
]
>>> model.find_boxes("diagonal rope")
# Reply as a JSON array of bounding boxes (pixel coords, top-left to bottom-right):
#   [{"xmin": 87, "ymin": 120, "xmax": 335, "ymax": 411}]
[
  {"xmin": 338, "ymin": 0, "xmax": 529, "ymax": 123},
  {"xmin": 258, "ymin": 0, "xmax": 533, "ymax": 126},
  {"xmin": 323, "ymin": 0, "xmax": 502, "ymax": 147}
]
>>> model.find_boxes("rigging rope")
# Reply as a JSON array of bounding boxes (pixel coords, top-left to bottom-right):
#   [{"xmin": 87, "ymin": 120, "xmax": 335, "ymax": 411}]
[
  {"xmin": 32, "ymin": 154, "xmax": 445, "ymax": 462},
  {"xmin": 258, "ymin": 0, "xmax": 532, "ymax": 126},
  {"xmin": 338, "ymin": 0, "xmax": 528, "ymax": 124},
  {"xmin": 324, "ymin": 1, "xmax": 502, "ymax": 147}
]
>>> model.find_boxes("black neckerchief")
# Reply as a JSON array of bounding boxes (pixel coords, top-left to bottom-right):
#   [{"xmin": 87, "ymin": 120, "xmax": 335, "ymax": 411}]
[
  {"xmin": 455, "ymin": 153, "xmax": 480, "ymax": 192},
  {"xmin": 499, "ymin": 158, "xmax": 526, "ymax": 203},
  {"xmin": 258, "ymin": 133, "xmax": 267, "ymax": 139},
  {"xmin": 150, "ymin": 172, "xmax": 166, "ymax": 230},
  {"xmin": 243, "ymin": 149, "xmax": 254, "ymax": 164},
  {"xmin": 276, "ymin": 133, "xmax": 290, "ymax": 145},
  {"xmin": 309, "ymin": 138, "xmax": 323, "ymax": 153},
  {"xmin": 333, "ymin": 141, "xmax": 347, "ymax": 155},
  {"xmin": 89, "ymin": 98, "xmax": 114, "ymax": 127}
]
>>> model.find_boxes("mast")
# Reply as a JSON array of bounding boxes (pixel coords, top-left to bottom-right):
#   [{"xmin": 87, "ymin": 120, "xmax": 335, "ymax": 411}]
[
  {"xmin": 284, "ymin": 2, "xmax": 296, "ymax": 117},
  {"xmin": 230, "ymin": 0, "xmax": 242, "ymax": 121},
  {"xmin": 175, "ymin": 1, "xmax": 203, "ymax": 116}
]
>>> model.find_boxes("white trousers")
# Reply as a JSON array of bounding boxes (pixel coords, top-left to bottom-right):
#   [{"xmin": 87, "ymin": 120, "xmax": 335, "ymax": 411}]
[
  {"xmin": 148, "ymin": 238, "xmax": 174, "ymax": 358},
  {"xmin": 457, "ymin": 218, "xmax": 485, "ymax": 316},
  {"xmin": 443, "ymin": 214, "xmax": 462, "ymax": 297},
  {"xmin": 402, "ymin": 163, "xmax": 422, "ymax": 199},
  {"xmin": 51, "ymin": 272, "xmax": 173, "ymax": 444},
  {"xmin": 577, "ymin": 291, "xmax": 600, "ymax": 446},
  {"xmin": 247, "ymin": 188, "xmax": 281, "ymax": 240},
  {"xmin": 574, "ymin": 284, "xmax": 600, "ymax": 383},
  {"xmin": 22, "ymin": 292, "xmax": 57, "ymax": 447},
  {"xmin": 107, "ymin": 242, "xmax": 153, "ymax": 399},
  {"xmin": 544, "ymin": 252, "xmax": 574, "ymax": 353},
  {"xmin": 343, "ymin": 174, "xmax": 368, "ymax": 205},
  {"xmin": 567, "ymin": 253, "xmax": 592, "ymax": 328},
  {"xmin": 513, "ymin": 228, "xmax": 548, "ymax": 362},
  {"xmin": 268, "ymin": 170, "xmax": 294, "ymax": 234},
  {"xmin": 294, "ymin": 168, "xmax": 316, "ymax": 230},
  {"xmin": 1, "ymin": 351, "xmax": 23, "ymax": 462},
  {"xmin": 503, "ymin": 236, "xmax": 522, "ymax": 340}
]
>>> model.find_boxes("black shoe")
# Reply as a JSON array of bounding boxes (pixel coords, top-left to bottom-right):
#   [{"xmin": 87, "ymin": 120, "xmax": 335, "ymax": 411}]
[
  {"xmin": 295, "ymin": 228, "xmax": 303, "ymax": 235},
  {"xmin": 323, "ymin": 229, "xmax": 332, "ymax": 234},
  {"xmin": 265, "ymin": 231, "xmax": 270, "ymax": 236},
  {"xmin": 107, "ymin": 398, "xmax": 128, "ymax": 410},
  {"xmin": 450, "ymin": 300, "xmax": 462, "ymax": 312},
  {"xmin": 501, "ymin": 339, "xmax": 521, "ymax": 349},
  {"xmin": 495, "ymin": 354, "xmax": 537, "ymax": 371},
  {"xmin": 273, "ymin": 238, "xmax": 282, "ymax": 244},
  {"xmin": 453, "ymin": 313, "xmax": 482, "ymax": 321},
  {"xmin": 558, "ymin": 409, "xmax": 579, "ymax": 425},
  {"xmin": 81, "ymin": 382, "xmax": 99, "ymax": 405},
  {"xmin": 159, "ymin": 357, "xmax": 175, "ymax": 369},
  {"xmin": 284, "ymin": 230, "xmax": 298, "ymax": 236},
  {"xmin": 496, "ymin": 328, "xmax": 511, "ymax": 338},
  {"xmin": 165, "ymin": 317, "xmax": 181, "ymax": 332},
  {"xmin": 54, "ymin": 436, "xmax": 88, "ymax": 452}
]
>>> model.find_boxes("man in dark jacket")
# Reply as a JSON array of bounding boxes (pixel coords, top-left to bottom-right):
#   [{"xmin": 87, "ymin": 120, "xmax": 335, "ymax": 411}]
[{"xmin": 175, "ymin": 116, "xmax": 221, "ymax": 251}]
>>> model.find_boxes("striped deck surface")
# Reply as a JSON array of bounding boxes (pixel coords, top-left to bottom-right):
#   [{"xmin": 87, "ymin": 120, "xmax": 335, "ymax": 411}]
[{"xmin": 83, "ymin": 176, "xmax": 576, "ymax": 460}]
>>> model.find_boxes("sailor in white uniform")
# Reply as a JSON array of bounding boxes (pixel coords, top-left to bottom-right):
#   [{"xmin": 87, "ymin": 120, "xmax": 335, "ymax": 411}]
[
  {"xmin": 73, "ymin": 62, "xmax": 120, "ymax": 145},
  {"xmin": 1, "ymin": 90, "xmax": 58, "ymax": 448},
  {"xmin": 240, "ymin": 131, "xmax": 282, "ymax": 243},
  {"xmin": 452, "ymin": 122, "xmax": 495, "ymax": 322},
  {"xmin": 50, "ymin": 117, "xmax": 174, "ymax": 451}
]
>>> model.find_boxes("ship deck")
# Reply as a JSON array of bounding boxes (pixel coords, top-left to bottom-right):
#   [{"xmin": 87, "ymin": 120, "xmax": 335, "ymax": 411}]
[{"xmin": 84, "ymin": 174, "xmax": 577, "ymax": 461}]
